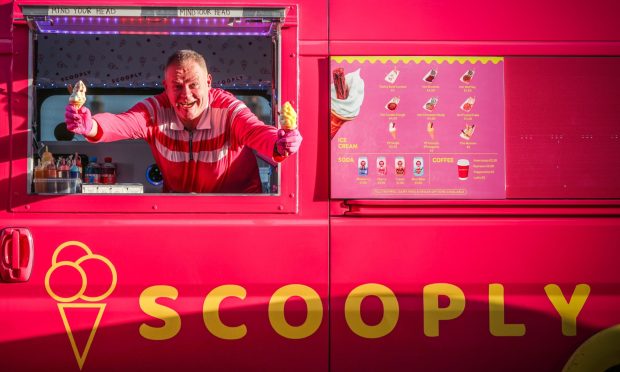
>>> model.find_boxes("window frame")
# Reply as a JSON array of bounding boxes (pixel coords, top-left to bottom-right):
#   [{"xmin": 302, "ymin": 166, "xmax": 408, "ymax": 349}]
[{"xmin": 10, "ymin": 6, "xmax": 299, "ymax": 214}]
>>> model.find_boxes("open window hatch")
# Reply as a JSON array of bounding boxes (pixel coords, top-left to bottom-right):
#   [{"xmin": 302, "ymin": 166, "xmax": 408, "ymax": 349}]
[{"xmin": 20, "ymin": 5, "xmax": 292, "ymax": 197}]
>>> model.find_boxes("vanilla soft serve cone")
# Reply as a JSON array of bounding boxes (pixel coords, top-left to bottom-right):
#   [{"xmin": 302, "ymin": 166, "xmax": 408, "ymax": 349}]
[
  {"xmin": 68, "ymin": 80, "xmax": 87, "ymax": 110},
  {"xmin": 330, "ymin": 68, "xmax": 365, "ymax": 139}
]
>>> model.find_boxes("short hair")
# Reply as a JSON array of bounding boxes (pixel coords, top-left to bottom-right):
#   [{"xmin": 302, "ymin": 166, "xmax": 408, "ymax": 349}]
[{"xmin": 165, "ymin": 50, "xmax": 208, "ymax": 72}]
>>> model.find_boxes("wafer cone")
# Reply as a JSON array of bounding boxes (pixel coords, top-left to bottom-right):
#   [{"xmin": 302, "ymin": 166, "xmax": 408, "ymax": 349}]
[
  {"xmin": 70, "ymin": 100, "xmax": 86, "ymax": 110},
  {"xmin": 330, "ymin": 111, "xmax": 353, "ymax": 139}
]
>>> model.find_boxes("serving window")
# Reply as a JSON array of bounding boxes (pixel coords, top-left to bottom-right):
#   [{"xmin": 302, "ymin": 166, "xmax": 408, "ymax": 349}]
[{"xmin": 10, "ymin": 5, "xmax": 298, "ymax": 213}]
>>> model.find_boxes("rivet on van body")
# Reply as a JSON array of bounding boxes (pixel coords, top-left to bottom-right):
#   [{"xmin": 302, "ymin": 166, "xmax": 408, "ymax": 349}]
[
  {"xmin": 152, "ymin": 205, "xmax": 158, "ymax": 210},
  {"xmin": 289, "ymin": 193, "xmax": 295, "ymax": 198},
  {"xmin": 278, "ymin": 205, "xmax": 284, "ymax": 210}
]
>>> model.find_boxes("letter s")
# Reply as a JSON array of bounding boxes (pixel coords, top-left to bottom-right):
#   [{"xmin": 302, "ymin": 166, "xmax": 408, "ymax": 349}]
[{"xmin": 139, "ymin": 285, "xmax": 181, "ymax": 340}]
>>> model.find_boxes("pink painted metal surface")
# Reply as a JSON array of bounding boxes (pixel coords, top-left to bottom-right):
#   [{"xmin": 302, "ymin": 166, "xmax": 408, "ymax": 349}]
[
  {"xmin": 0, "ymin": 215, "xmax": 328, "ymax": 370},
  {"xmin": 331, "ymin": 216, "xmax": 620, "ymax": 371},
  {"xmin": 329, "ymin": 0, "xmax": 620, "ymax": 42},
  {"xmin": 1, "ymin": 0, "xmax": 620, "ymax": 370},
  {"xmin": 1, "ymin": 0, "xmax": 330, "ymax": 370},
  {"xmin": 505, "ymin": 57, "xmax": 620, "ymax": 198}
]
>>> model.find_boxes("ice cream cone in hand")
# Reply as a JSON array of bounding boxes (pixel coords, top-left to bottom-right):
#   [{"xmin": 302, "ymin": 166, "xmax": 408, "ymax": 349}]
[
  {"xmin": 280, "ymin": 101, "xmax": 298, "ymax": 130},
  {"xmin": 68, "ymin": 80, "xmax": 87, "ymax": 110}
]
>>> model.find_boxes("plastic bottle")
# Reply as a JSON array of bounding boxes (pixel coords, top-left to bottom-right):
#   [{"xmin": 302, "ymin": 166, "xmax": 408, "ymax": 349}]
[
  {"xmin": 56, "ymin": 157, "xmax": 71, "ymax": 193},
  {"xmin": 44, "ymin": 158, "xmax": 57, "ymax": 193},
  {"xmin": 41, "ymin": 146, "xmax": 54, "ymax": 166},
  {"xmin": 69, "ymin": 158, "xmax": 82, "ymax": 193},
  {"xmin": 101, "ymin": 157, "xmax": 117, "ymax": 185},
  {"xmin": 58, "ymin": 157, "xmax": 70, "ymax": 178},
  {"xmin": 84, "ymin": 156, "xmax": 101, "ymax": 184},
  {"xmin": 33, "ymin": 159, "xmax": 46, "ymax": 193},
  {"xmin": 69, "ymin": 158, "xmax": 80, "ymax": 179},
  {"xmin": 75, "ymin": 153, "xmax": 83, "ymax": 180}
]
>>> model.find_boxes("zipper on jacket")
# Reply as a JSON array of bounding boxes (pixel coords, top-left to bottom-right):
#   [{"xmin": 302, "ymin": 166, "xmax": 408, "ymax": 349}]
[{"xmin": 188, "ymin": 130, "xmax": 194, "ymax": 161}]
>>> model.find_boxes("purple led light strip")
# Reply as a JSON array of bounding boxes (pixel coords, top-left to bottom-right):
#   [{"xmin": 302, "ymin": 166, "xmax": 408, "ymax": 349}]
[{"xmin": 39, "ymin": 15, "xmax": 273, "ymax": 36}]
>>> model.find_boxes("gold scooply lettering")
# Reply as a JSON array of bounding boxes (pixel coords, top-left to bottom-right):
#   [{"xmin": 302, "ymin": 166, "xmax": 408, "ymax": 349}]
[
  {"xmin": 345, "ymin": 283, "xmax": 399, "ymax": 339},
  {"xmin": 203, "ymin": 285, "xmax": 247, "ymax": 340},
  {"xmin": 545, "ymin": 284, "xmax": 591, "ymax": 336},
  {"xmin": 137, "ymin": 282, "xmax": 593, "ymax": 340},
  {"xmin": 268, "ymin": 284, "xmax": 323, "ymax": 339},
  {"xmin": 139, "ymin": 285, "xmax": 181, "ymax": 340},
  {"xmin": 489, "ymin": 283, "xmax": 526, "ymax": 336},
  {"xmin": 423, "ymin": 283, "xmax": 465, "ymax": 337}
]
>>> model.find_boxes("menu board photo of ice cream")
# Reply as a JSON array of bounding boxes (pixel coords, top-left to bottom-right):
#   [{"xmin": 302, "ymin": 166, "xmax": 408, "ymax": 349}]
[{"xmin": 330, "ymin": 56, "xmax": 505, "ymax": 199}]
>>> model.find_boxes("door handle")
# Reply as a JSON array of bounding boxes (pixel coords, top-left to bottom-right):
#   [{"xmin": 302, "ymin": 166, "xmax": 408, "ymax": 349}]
[{"xmin": 1, "ymin": 228, "xmax": 34, "ymax": 282}]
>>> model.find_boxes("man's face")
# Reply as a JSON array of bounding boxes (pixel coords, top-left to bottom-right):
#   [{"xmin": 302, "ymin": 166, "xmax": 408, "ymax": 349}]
[{"xmin": 164, "ymin": 60, "xmax": 212, "ymax": 127}]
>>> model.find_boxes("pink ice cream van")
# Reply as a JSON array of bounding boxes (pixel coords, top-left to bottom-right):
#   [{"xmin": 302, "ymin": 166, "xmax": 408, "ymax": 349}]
[{"xmin": 2, "ymin": 0, "xmax": 620, "ymax": 370}]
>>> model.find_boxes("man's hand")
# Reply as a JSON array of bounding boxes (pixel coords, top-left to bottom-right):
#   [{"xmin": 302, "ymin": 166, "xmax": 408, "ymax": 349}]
[
  {"xmin": 65, "ymin": 104, "xmax": 94, "ymax": 136},
  {"xmin": 275, "ymin": 129, "xmax": 303, "ymax": 157}
]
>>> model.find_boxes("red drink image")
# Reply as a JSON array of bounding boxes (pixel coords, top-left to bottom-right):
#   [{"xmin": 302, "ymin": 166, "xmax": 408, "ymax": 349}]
[
  {"xmin": 460, "ymin": 97, "xmax": 476, "ymax": 112},
  {"xmin": 395, "ymin": 157, "xmax": 405, "ymax": 175},
  {"xmin": 423, "ymin": 97, "xmax": 438, "ymax": 112},
  {"xmin": 460, "ymin": 69, "xmax": 475, "ymax": 84},
  {"xmin": 385, "ymin": 96, "xmax": 400, "ymax": 111},
  {"xmin": 457, "ymin": 159, "xmax": 470, "ymax": 180},
  {"xmin": 423, "ymin": 68, "xmax": 437, "ymax": 83}
]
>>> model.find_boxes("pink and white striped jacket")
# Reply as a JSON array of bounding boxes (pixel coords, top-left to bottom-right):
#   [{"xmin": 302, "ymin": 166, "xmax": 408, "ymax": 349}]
[{"xmin": 92, "ymin": 88, "xmax": 279, "ymax": 193}]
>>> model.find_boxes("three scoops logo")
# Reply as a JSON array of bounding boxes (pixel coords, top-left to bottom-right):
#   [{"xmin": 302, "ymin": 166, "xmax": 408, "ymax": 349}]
[{"xmin": 45, "ymin": 241, "xmax": 117, "ymax": 370}]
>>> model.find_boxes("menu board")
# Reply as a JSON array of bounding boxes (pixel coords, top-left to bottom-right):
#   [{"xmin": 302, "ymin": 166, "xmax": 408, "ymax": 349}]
[{"xmin": 330, "ymin": 56, "xmax": 505, "ymax": 199}]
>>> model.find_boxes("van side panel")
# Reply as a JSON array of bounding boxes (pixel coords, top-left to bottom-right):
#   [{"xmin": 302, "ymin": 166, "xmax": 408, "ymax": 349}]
[
  {"xmin": 1, "ymin": 0, "xmax": 329, "ymax": 370},
  {"xmin": 329, "ymin": 0, "xmax": 620, "ymax": 370}
]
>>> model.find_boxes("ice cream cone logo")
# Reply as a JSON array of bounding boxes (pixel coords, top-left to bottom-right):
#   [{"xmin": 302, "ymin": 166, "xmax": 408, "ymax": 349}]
[{"xmin": 45, "ymin": 241, "xmax": 117, "ymax": 370}]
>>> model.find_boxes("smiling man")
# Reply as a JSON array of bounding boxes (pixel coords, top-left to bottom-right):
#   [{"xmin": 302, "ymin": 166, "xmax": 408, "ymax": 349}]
[{"xmin": 65, "ymin": 50, "xmax": 302, "ymax": 193}]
